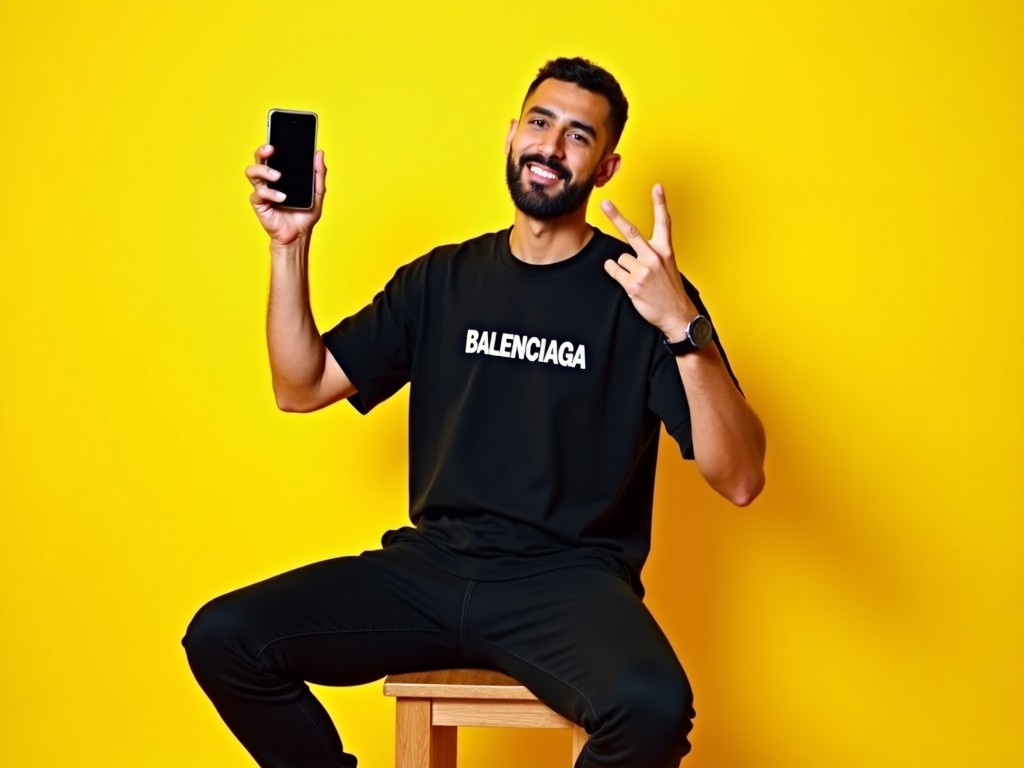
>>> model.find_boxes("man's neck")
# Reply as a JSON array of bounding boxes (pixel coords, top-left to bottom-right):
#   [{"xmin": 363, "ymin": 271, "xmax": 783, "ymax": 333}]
[{"xmin": 508, "ymin": 208, "xmax": 594, "ymax": 265}]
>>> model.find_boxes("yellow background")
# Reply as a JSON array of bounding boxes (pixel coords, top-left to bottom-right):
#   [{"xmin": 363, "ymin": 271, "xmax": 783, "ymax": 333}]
[{"xmin": 1, "ymin": 0, "xmax": 1021, "ymax": 766}]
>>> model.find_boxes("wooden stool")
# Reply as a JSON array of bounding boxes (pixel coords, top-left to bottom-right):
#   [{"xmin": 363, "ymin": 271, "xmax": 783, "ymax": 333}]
[{"xmin": 384, "ymin": 668, "xmax": 587, "ymax": 767}]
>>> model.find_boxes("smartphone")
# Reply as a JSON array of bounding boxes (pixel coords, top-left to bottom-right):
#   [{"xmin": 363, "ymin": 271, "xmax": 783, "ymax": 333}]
[{"xmin": 265, "ymin": 109, "xmax": 318, "ymax": 209}]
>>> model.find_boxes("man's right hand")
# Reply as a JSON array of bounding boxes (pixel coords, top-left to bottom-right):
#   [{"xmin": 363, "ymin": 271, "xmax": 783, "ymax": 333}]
[
  {"xmin": 246, "ymin": 145, "xmax": 327, "ymax": 245},
  {"xmin": 249, "ymin": 143, "xmax": 354, "ymax": 412}
]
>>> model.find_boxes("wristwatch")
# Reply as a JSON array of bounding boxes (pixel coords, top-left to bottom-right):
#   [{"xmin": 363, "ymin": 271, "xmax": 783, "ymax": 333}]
[{"xmin": 662, "ymin": 315, "xmax": 714, "ymax": 355}]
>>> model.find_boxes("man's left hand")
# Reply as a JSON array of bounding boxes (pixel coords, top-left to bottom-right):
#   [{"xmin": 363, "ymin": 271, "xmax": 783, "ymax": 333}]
[{"xmin": 601, "ymin": 184, "xmax": 697, "ymax": 341}]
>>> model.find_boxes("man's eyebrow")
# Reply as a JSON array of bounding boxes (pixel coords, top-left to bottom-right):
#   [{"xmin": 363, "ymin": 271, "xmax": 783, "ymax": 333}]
[{"xmin": 526, "ymin": 106, "xmax": 598, "ymax": 140}]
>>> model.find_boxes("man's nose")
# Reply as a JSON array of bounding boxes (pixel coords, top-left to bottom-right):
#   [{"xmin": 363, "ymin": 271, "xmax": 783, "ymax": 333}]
[{"xmin": 537, "ymin": 128, "xmax": 565, "ymax": 159}]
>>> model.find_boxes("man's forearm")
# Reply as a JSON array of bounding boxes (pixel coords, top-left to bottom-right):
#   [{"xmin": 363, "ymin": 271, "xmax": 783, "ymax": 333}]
[
  {"xmin": 266, "ymin": 235, "xmax": 328, "ymax": 409},
  {"xmin": 677, "ymin": 345, "xmax": 766, "ymax": 506}
]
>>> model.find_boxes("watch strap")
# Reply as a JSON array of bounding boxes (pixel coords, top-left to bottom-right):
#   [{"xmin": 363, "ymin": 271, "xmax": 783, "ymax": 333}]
[
  {"xmin": 663, "ymin": 315, "xmax": 713, "ymax": 356},
  {"xmin": 662, "ymin": 335, "xmax": 699, "ymax": 355}
]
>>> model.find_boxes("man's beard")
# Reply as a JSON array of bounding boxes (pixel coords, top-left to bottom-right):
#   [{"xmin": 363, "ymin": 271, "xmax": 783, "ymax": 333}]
[{"xmin": 505, "ymin": 152, "xmax": 597, "ymax": 220}]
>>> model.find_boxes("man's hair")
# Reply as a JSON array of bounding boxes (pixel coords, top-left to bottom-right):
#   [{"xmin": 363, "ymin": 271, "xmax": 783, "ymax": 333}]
[{"xmin": 523, "ymin": 57, "xmax": 629, "ymax": 151}]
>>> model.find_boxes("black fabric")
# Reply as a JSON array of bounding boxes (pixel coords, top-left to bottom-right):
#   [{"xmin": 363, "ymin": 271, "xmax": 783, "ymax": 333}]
[
  {"xmin": 322, "ymin": 227, "xmax": 738, "ymax": 596},
  {"xmin": 183, "ymin": 545, "xmax": 694, "ymax": 768}
]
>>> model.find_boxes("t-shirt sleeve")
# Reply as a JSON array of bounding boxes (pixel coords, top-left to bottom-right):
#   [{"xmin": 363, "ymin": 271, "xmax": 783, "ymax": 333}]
[
  {"xmin": 321, "ymin": 259, "xmax": 423, "ymax": 415},
  {"xmin": 647, "ymin": 276, "xmax": 742, "ymax": 460}
]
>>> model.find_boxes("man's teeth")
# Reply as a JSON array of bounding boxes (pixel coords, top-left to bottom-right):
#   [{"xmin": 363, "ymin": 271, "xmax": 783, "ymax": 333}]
[{"xmin": 530, "ymin": 164, "xmax": 559, "ymax": 180}]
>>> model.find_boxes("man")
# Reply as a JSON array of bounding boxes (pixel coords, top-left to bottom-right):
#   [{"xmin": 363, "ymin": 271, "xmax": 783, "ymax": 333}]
[{"xmin": 184, "ymin": 57, "xmax": 765, "ymax": 767}]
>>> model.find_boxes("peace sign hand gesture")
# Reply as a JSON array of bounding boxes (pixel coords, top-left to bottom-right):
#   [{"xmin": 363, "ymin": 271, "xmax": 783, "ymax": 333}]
[{"xmin": 601, "ymin": 184, "xmax": 697, "ymax": 342}]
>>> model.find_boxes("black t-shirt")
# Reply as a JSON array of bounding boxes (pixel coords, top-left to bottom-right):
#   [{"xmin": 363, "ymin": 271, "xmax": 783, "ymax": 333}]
[{"xmin": 322, "ymin": 227, "xmax": 737, "ymax": 595}]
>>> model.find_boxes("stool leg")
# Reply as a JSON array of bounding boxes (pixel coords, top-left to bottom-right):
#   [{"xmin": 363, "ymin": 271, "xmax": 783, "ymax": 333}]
[
  {"xmin": 394, "ymin": 698, "xmax": 457, "ymax": 768},
  {"xmin": 571, "ymin": 726, "xmax": 587, "ymax": 764},
  {"xmin": 395, "ymin": 699, "xmax": 430, "ymax": 768},
  {"xmin": 430, "ymin": 724, "xmax": 457, "ymax": 767}
]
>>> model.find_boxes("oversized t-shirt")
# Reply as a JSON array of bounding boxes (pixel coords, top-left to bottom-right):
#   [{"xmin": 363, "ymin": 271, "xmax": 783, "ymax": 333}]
[{"xmin": 322, "ymin": 227, "xmax": 738, "ymax": 596}]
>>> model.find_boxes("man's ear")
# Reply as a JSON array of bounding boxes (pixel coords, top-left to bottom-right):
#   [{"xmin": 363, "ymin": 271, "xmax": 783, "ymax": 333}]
[
  {"xmin": 505, "ymin": 119, "xmax": 518, "ymax": 154},
  {"xmin": 594, "ymin": 153, "xmax": 622, "ymax": 188}
]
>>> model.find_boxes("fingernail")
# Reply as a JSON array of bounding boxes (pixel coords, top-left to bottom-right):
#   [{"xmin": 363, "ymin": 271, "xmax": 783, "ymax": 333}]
[
  {"xmin": 276, "ymin": 191, "xmax": 286, "ymax": 201},
  {"xmin": 655, "ymin": 183, "xmax": 664, "ymax": 195},
  {"xmin": 269, "ymin": 169, "xmax": 281, "ymax": 180},
  {"xmin": 600, "ymin": 200, "xmax": 613, "ymax": 212}
]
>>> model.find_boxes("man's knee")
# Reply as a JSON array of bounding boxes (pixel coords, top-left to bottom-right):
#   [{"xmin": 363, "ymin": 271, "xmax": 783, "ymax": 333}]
[
  {"xmin": 624, "ymin": 666, "xmax": 692, "ymax": 735},
  {"xmin": 591, "ymin": 659, "xmax": 695, "ymax": 762},
  {"xmin": 181, "ymin": 593, "xmax": 257, "ymax": 680}
]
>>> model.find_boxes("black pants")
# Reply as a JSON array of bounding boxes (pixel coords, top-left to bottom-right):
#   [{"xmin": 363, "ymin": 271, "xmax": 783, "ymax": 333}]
[{"xmin": 182, "ymin": 546, "xmax": 694, "ymax": 767}]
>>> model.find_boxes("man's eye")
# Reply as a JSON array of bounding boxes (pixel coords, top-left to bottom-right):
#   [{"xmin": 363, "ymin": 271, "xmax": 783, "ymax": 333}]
[
  {"xmin": 530, "ymin": 119, "xmax": 547, "ymax": 128},
  {"xmin": 569, "ymin": 133, "xmax": 588, "ymax": 144}
]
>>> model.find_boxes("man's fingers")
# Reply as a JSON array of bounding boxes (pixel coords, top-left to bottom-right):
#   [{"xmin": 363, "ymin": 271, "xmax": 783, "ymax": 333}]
[
  {"xmin": 652, "ymin": 183, "xmax": 672, "ymax": 247},
  {"xmin": 250, "ymin": 184, "xmax": 286, "ymax": 205},
  {"xmin": 254, "ymin": 143, "xmax": 274, "ymax": 163},
  {"xmin": 313, "ymin": 149, "xmax": 327, "ymax": 197},
  {"xmin": 602, "ymin": 188, "xmax": 676, "ymax": 263},
  {"xmin": 603, "ymin": 258, "xmax": 629, "ymax": 285},
  {"xmin": 615, "ymin": 252, "xmax": 638, "ymax": 273},
  {"xmin": 246, "ymin": 163, "xmax": 281, "ymax": 188},
  {"xmin": 605, "ymin": 253, "xmax": 650, "ymax": 292},
  {"xmin": 600, "ymin": 199, "xmax": 647, "ymax": 250}
]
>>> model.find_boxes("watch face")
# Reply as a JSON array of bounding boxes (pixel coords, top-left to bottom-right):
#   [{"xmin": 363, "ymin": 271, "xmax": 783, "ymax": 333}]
[{"xmin": 690, "ymin": 316, "xmax": 714, "ymax": 348}]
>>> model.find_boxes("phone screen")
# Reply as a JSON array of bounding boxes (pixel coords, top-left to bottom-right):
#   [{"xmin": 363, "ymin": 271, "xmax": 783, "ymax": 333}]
[{"xmin": 266, "ymin": 109, "xmax": 318, "ymax": 209}]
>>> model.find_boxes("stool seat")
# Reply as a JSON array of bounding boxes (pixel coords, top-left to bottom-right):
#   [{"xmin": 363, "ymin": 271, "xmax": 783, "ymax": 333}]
[{"xmin": 384, "ymin": 668, "xmax": 587, "ymax": 767}]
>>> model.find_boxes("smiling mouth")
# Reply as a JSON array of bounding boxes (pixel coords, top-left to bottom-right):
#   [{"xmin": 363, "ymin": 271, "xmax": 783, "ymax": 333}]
[
  {"xmin": 528, "ymin": 163, "xmax": 561, "ymax": 182},
  {"xmin": 528, "ymin": 162, "xmax": 561, "ymax": 180}
]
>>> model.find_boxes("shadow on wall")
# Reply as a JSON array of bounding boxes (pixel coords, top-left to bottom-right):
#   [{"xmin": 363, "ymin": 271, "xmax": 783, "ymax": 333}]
[
  {"xmin": 633, "ymin": 163, "xmax": 921, "ymax": 764},
  {"xmin": 645, "ymin": 364, "xmax": 920, "ymax": 765}
]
